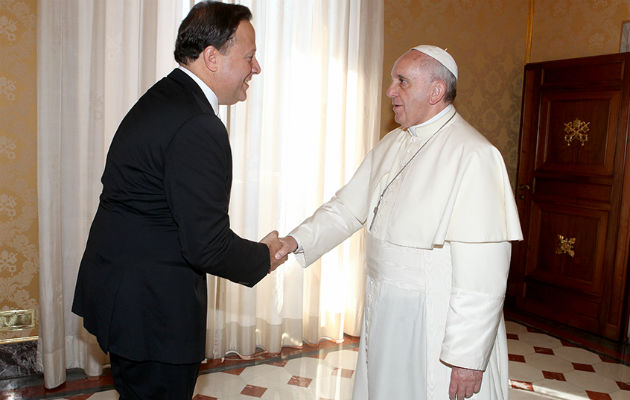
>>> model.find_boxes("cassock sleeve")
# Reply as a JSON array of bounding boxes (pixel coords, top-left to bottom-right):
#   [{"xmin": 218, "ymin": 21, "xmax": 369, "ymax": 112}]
[
  {"xmin": 440, "ymin": 241, "xmax": 511, "ymax": 370},
  {"xmin": 289, "ymin": 151, "xmax": 373, "ymax": 267}
]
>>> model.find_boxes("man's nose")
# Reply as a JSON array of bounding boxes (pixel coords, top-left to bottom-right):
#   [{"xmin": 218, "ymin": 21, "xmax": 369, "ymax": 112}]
[
  {"xmin": 252, "ymin": 57, "xmax": 261, "ymax": 74},
  {"xmin": 386, "ymin": 83, "xmax": 396, "ymax": 98}
]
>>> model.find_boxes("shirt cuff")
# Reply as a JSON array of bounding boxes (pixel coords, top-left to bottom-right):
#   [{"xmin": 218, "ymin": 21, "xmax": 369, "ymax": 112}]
[{"xmin": 288, "ymin": 234, "xmax": 304, "ymax": 253}]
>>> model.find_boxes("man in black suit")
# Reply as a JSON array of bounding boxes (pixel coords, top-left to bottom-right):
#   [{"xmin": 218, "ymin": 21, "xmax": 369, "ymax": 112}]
[{"xmin": 72, "ymin": 2, "xmax": 284, "ymax": 399}]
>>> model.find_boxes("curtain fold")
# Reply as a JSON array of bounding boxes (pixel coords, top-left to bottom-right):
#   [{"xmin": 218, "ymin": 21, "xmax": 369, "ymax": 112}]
[
  {"xmin": 210, "ymin": 0, "xmax": 383, "ymax": 358},
  {"xmin": 37, "ymin": 0, "xmax": 383, "ymax": 388}
]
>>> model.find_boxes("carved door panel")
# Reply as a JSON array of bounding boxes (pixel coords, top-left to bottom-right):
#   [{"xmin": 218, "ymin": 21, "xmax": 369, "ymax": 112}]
[{"xmin": 508, "ymin": 53, "xmax": 630, "ymax": 341}]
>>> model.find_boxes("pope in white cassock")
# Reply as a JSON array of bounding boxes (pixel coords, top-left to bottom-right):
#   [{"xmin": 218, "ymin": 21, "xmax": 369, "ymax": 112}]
[{"xmin": 275, "ymin": 45, "xmax": 523, "ymax": 400}]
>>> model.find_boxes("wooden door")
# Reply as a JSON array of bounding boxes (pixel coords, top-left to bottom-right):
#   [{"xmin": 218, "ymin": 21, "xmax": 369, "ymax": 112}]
[{"xmin": 507, "ymin": 53, "xmax": 630, "ymax": 341}]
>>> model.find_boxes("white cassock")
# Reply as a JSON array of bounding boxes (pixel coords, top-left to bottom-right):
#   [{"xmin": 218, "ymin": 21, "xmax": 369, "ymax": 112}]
[{"xmin": 290, "ymin": 106, "xmax": 523, "ymax": 399}]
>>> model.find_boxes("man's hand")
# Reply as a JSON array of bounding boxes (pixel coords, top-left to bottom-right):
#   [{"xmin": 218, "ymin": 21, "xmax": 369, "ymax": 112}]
[
  {"xmin": 449, "ymin": 366, "xmax": 482, "ymax": 400},
  {"xmin": 260, "ymin": 231, "xmax": 287, "ymax": 273},
  {"xmin": 275, "ymin": 236, "xmax": 298, "ymax": 260}
]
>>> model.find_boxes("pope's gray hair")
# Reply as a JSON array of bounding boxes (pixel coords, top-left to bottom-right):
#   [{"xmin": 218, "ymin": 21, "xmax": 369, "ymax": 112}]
[{"xmin": 421, "ymin": 56, "xmax": 457, "ymax": 103}]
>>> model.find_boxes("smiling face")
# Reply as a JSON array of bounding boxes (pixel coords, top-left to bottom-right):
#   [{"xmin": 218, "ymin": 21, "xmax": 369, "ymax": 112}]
[
  {"xmin": 386, "ymin": 51, "xmax": 435, "ymax": 129},
  {"xmin": 214, "ymin": 20, "xmax": 261, "ymax": 105}
]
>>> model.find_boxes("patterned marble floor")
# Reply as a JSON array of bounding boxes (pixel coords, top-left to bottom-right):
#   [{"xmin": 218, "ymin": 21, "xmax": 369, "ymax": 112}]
[{"xmin": 0, "ymin": 321, "xmax": 628, "ymax": 399}]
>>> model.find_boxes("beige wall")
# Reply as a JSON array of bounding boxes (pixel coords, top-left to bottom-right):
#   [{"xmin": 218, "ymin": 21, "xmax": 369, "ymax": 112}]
[
  {"xmin": 531, "ymin": 0, "xmax": 629, "ymax": 63},
  {"xmin": 0, "ymin": 0, "xmax": 38, "ymax": 342},
  {"xmin": 382, "ymin": 0, "xmax": 630, "ymax": 182}
]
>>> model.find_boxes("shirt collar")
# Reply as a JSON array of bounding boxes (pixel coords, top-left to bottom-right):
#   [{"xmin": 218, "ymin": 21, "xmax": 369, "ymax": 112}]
[
  {"xmin": 178, "ymin": 65, "xmax": 219, "ymax": 114},
  {"xmin": 408, "ymin": 104, "xmax": 454, "ymax": 137}
]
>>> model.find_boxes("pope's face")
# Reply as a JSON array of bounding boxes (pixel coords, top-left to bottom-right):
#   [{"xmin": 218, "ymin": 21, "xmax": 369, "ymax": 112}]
[
  {"xmin": 386, "ymin": 51, "xmax": 433, "ymax": 129},
  {"xmin": 215, "ymin": 20, "xmax": 261, "ymax": 105}
]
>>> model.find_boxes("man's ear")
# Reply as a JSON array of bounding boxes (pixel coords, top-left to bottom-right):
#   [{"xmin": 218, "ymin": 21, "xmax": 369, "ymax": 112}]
[
  {"xmin": 429, "ymin": 80, "xmax": 446, "ymax": 105},
  {"xmin": 203, "ymin": 45, "xmax": 219, "ymax": 73}
]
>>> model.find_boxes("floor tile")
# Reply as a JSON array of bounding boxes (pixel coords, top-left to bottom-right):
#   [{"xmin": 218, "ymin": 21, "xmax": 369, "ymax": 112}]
[
  {"xmin": 241, "ymin": 384, "xmax": 267, "ymax": 397},
  {"xmin": 284, "ymin": 357, "xmax": 328, "ymax": 379},
  {"xmin": 526, "ymin": 352, "xmax": 573, "ymax": 372},
  {"xmin": 508, "ymin": 387, "xmax": 558, "ymax": 399},
  {"xmin": 592, "ymin": 361, "xmax": 630, "ymax": 382},
  {"xmin": 610, "ymin": 390, "xmax": 630, "ymax": 400},
  {"xmin": 509, "ymin": 360, "xmax": 544, "ymax": 382},
  {"xmin": 564, "ymin": 370, "xmax": 620, "ymax": 393},
  {"xmin": 573, "ymin": 362, "xmax": 596, "ymax": 372},
  {"xmin": 508, "ymin": 339, "xmax": 536, "ymax": 356},
  {"xmin": 555, "ymin": 346, "xmax": 603, "ymax": 365},
  {"xmin": 193, "ymin": 395, "xmax": 217, "ymax": 400},
  {"xmin": 239, "ymin": 364, "xmax": 293, "ymax": 390},
  {"xmin": 534, "ymin": 346, "xmax": 555, "ymax": 355},
  {"xmin": 519, "ymin": 331, "xmax": 563, "ymax": 349},
  {"xmin": 506, "ymin": 320, "xmax": 529, "ymax": 334},
  {"xmin": 532, "ymin": 378, "xmax": 589, "ymax": 399},
  {"xmin": 288, "ymin": 376, "xmax": 313, "ymax": 388},
  {"xmin": 4, "ymin": 321, "xmax": 629, "ymax": 400},
  {"xmin": 194, "ymin": 370, "xmax": 247, "ymax": 398},
  {"xmin": 585, "ymin": 390, "xmax": 612, "ymax": 400},
  {"xmin": 542, "ymin": 370, "xmax": 566, "ymax": 381}
]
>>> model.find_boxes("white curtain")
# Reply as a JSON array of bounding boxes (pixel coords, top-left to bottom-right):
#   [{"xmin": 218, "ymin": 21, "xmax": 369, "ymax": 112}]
[
  {"xmin": 37, "ymin": 0, "xmax": 182, "ymax": 388},
  {"xmin": 37, "ymin": 0, "xmax": 383, "ymax": 389},
  {"xmin": 210, "ymin": 0, "xmax": 383, "ymax": 357}
]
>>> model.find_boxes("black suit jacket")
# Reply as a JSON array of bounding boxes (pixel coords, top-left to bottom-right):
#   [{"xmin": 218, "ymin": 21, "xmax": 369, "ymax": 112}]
[{"xmin": 72, "ymin": 69, "xmax": 269, "ymax": 364}]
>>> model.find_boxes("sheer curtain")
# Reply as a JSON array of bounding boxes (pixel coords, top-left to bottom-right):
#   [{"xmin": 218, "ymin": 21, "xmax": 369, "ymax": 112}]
[
  {"xmin": 37, "ymin": 0, "xmax": 182, "ymax": 388},
  {"xmin": 209, "ymin": 0, "xmax": 383, "ymax": 358},
  {"xmin": 37, "ymin": 0, "xmax": 383, "ymax": 389}
]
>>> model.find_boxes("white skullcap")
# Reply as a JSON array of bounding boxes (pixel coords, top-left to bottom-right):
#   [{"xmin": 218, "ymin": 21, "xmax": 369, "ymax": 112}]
[{"xmin": 411, "ymin": 45, "xmax": 458, "ymax": 79}]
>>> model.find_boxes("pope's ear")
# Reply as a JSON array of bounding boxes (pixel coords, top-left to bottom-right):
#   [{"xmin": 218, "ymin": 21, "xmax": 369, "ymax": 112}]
[
  {"xmin": 202, "ymin": 45, "xmax": 219, "ymax": 72},
  {"xmin": 429, "ymin": 80, "xmax": 446, "ymax": 105}
]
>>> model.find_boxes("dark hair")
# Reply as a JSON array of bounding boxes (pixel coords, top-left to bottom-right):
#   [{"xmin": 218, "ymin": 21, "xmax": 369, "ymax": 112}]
[{"xmin": 174, "ymin": 1, "xmax": 252, "ymax": 65}]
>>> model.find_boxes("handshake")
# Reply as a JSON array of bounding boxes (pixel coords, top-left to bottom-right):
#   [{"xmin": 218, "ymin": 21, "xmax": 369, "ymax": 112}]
[{"xmin": 260, "ymin": 231, "xmax": 298, "ymax": 273}]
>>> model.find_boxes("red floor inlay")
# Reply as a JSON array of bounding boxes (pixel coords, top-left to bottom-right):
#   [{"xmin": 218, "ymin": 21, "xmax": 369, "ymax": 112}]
[
  {"xmin": 617, "ymin": 381, "xmax": 630, "ymax": 390},
  {"xmin": 240, "ymin": 384, "xmax": 267, "ymax": 397},
  {"xmin": 542, "ymin": 371, "xmax": 566, "ymax": 381},
  {"xmin": 510, "ymin": 380, "xmax": 534, "ymax": 391},
  {"xmin": 572, "ymin": 362, "xmax": 595, "ymax": 372},
  {"xmin": 331, "ymin": 368, "xmax": 354, "ymax": 378},
  {"xmin": 222, "ymin": 367, "xmax": 246, "ymax": 375},
  {"xmin": 509, "ymin": 354, "xmax": 526, "ymax": 362},
  {"xmin": 288, "ymin": 376, "xmax": 312, "ymax": 388},
  {"xmin": 534, "ymin": 346, "xmax": 554, "ymax": 355},
  {"xmin": 586, "ymin": 391, "xmax": 612, "ymax": 400},
  {"xmin": 507, "ymin": 333, "xmax": 519, "ymax": 340},
  {"xmin": 193, "ymin": 395, "xmax": 218, "ymax": 400},
  {"xmin": 267, "ymin": 360, "xmax": 288, "ymax": 367}
]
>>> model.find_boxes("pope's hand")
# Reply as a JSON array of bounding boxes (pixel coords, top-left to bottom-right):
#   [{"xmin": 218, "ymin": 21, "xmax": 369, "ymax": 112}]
[
  {"xmin": 275, "ymin": 236, "xmax": 298, "ymax": 260},
  {"xmin": 448, "ymin": 366, "xmax": 482, "ymax": 400},
  {"xmin": 260, "ymin": 231, "xmax": 287, "ymax": 273}
]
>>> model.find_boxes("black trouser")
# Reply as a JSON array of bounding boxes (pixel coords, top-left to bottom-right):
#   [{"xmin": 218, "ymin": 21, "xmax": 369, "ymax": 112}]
[{"xmin": 110, "ymin": 353, "xmax": 200, "ymax": 400}]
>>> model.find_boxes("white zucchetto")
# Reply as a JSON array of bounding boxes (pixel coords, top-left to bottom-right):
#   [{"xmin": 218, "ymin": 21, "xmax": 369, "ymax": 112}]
[{"xmin": 411, "ymin": 45, "xmax": 458, "ymax": 79}]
